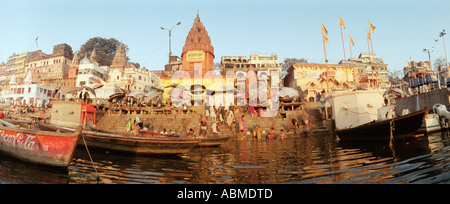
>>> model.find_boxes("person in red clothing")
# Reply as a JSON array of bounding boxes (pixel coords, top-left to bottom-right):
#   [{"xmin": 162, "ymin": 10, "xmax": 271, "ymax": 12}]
[
  {"xmin": 266, "ymin": 127, "xmax": 277, "ymax": 140},
  {"xmin": 39, "ymin": 110, "xmax": 46, "ymax": 121},
  {"xmin": 0, "ymin": 111, "xmax": 4, "ymax": 119}
]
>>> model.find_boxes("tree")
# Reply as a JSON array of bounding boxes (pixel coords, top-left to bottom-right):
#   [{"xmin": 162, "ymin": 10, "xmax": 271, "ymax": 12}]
[
  {"xmin": 387, "ymin": 69, "xmax": 402, "ymax": 84},
  {"xmin": 79, "ymin": 37, "xmax": 129, "ymax": 66},
  {"xmin": 434, "ymin": 57, "xmax": 446, "ymax": 72},
  {"xmin": 281, "ymin": 57, "xmax": 308, "ymax": 79}
]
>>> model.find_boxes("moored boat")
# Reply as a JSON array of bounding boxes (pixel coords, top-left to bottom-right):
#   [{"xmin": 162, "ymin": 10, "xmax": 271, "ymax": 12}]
[
  {"xmin": 88, "ymin": 125, "xmax": 180, "ymax": 138},
  {"xmin": 197, "ymin": 135, "xmax": 231, "ymax": 147},
  {"xmin": 37, "ymin": 121, "xmax": 200, "ymax": 155},
  {"xmin": 88, "ymin": 124, "xmax": 229, "ymax": 147},
  {"xmin": 0, "ymin": 119, "xmax": 81, "ymax": 167},
  {"xmin": 325, "ymin": 90, "xmax": 428, "ymax": 141},
  {"xmin": 336, "ymin": 107, "xmax": 428, "ymax": 141}
]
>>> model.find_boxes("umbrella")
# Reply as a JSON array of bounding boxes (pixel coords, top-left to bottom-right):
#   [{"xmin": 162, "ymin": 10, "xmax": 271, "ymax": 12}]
[
  {"xmin": 92, "ymin": 84, "xmax": 104, "ymax": 90},
  {"xmin": 190, "ymin": 84, "xmax": 206, "ymax": 94},
  {"xmin": 81, "ymin": 85, "xmax": 96, "ymax": 97},
  {"xmin": 164, "ymin": 83, "xmax": 180, "ymax": 89},
  {"xmin": 143, "ymin": 92, "xmax": 162, "ymax": 102},
  {"xmin": 144, "ymin": 86, "xmax": 163, "ymax": 92},
  {"xmin": 168, "ymin": 87, "xmax": 191, "ymax": 99},
  {"xmin": 128, "ymin": 91, "xmax": 146, "ymax": 98},
  {"xmin": 108, "ymin": 92, "xmax": 126, "ymax": 102},
  {"xmin": 279, "ymin": 87, "xmax": 299, "ymax": 98}
]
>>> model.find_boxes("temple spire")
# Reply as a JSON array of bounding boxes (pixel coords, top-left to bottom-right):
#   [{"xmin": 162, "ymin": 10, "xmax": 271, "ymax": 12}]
[
  {"xmin": 110, "ymin": 42, "xmax": 128, "ymax": 75},
  {"xmin": 70, "ymin": 52, "xmax": 79, "ymax": 67},
  {"xmin": 90, "ymin": 47, "xmax": 97, "ymax": 63}
]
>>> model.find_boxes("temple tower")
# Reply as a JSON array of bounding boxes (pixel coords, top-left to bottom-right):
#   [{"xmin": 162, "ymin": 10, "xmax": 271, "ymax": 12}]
[
  {"xmin": 110, "ymin": 43, "xmax": 127, "ymax": 77},
  {"xmin": 181, "ymin": 14, "xmax": 215, "ymax": 77}
]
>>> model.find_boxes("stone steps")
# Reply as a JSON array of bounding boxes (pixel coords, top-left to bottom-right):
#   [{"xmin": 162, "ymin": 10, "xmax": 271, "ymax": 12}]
[{"xmin": 95, "ymin": 105, "xmax": 328, "ymax": 135}]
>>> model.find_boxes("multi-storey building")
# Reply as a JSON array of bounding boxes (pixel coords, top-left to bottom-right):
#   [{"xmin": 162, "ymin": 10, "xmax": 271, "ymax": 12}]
[
  {"xmin": 164, "ymin": 55, "xmax": 182, "ymax": 77},
  {"xmin": 284, "ymin": 63, "xmax": 355, "ymax": 101},
  {"xmin": 220, "ymin": 53, "xmax": 282, "ymax": 87},
  {"xmin": 75, "ymin": 54, "xmax": 109, "ymax": 87},
  {"xmin": 341, "ymin": 52, "xmax": 389, "ymax": 88},
  {"xmin": 3, "ymin": 71, "xmax": 55, "ymax": 106},
  {"xmin": 27, "ymin": 43, "xmax": 74, "ymax": 88}
]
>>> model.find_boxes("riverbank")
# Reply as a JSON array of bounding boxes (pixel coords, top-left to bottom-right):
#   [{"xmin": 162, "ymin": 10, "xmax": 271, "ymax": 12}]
[
  {"xmin": 0, "ymin": 101, "xmax": 333, "ymax": 138},
  {"xmin": 93, "ymin": 101, "xmax": 333, "ymax": 138}
]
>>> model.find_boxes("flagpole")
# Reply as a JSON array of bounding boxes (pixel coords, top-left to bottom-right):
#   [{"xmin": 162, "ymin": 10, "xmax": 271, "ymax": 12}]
[
  {"xmin": 340, "ymin": 24, "xmax": 346, "ymax": 65},
  {"xmin": 370, "ymin": 35, "xmax": 378, "ymax": 88},
  {"xmin": 322, "ymin": 32, "xmax": 329, "ymax": 91},
  {"xmin": 350, "ymin": 40, "xmax": 357, "ymax": 90},
  {"xmin": 367, "ymin": 32, "xmax": 374, "ymax": 88}
]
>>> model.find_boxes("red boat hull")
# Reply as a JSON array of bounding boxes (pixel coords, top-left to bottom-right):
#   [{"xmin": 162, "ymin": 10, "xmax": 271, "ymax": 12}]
[{"xmin": 0, "ymin": 125, "xmax": 81, "ymax": 167}]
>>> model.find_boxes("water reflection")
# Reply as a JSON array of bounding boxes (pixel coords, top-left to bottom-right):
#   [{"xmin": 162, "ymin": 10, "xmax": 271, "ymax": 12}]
[{"xmin": 0, "ymin": 131, "xmax": 449, "ymax": 184}]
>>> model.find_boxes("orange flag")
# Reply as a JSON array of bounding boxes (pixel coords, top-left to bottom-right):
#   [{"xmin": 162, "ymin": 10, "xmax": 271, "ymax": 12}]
[
  {"xmin": 368, "ymin": 21, "xmax": 376, "ymax": 32},
  {"xmin": 339, "ymin": 15, "xmax": 346, "ymax": 29},
  {"xmin": 349, "ymin": 35, "xmax": 355, "ymax": 46},
  {"xmin": 323, "ymin": 32, "xmax": 329, "ymax": 44},
  {"xmin": 367, "ymin": 30, "xmax": 371, "ymax": 40},
  {"xmin": 321, "ymin": 23, "xmax": 328, "ymax": 35}
]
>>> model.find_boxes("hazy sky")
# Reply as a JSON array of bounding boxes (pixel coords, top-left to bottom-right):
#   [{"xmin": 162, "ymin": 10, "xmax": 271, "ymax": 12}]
[{"xmin": 0, "ymin": 0, "xmax": 449, "ymax": 72}]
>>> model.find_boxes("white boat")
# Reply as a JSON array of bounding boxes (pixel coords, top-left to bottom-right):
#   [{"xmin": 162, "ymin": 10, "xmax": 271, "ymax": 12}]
[{"xmin": 325, "ymin": 90, "xmax": 427, "ymax": 141}]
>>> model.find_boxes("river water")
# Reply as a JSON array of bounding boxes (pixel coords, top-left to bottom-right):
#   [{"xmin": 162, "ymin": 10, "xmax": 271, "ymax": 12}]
[{"xmin": 0, "ymin": 131, "xmax": 449, "ymax": 184}]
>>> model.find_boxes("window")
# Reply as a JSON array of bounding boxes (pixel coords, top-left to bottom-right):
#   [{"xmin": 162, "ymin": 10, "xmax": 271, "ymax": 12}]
[{"xmin": 28, "ymin": 87, "xmax": 31, "ymax": 93}]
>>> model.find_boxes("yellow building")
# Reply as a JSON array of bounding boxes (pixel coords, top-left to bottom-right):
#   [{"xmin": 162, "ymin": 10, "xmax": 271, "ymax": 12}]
[
  {"xmin": 284, "ymin": 63, "xmax": 355, "ymax": 102},
  {"xmin": 160, "ymin": 73, "xmax": 235, "ymax": 107}
]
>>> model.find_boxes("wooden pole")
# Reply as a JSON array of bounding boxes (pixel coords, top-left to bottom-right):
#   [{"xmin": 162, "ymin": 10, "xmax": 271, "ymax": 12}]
[
  {"xmin": 367, "ymin": 35, "xmax": 373, "ymax": 88},
  {"xmin": 350, "ymin": 40, "xmax": 357, "ymax": 90},
  {"xmin": 370, "ymin": 37, "xmax": 379, "ymax": 88},
  {"xmin": 340, "ymin": 24, "xmax": 346, "ymax": 65},
  {"xmin": 322, "ymin": 32, "xmax": 329, "ymax": 91}
]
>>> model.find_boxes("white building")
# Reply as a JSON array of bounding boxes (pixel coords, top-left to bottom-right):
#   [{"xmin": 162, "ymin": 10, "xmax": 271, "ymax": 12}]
[
  {"xmin": 75, "ymin": 55, "xmax": 109, "ymax": 87},
  {"xmin": 3, "ymin": 71, "xmax": 55, "ymax": 107}
]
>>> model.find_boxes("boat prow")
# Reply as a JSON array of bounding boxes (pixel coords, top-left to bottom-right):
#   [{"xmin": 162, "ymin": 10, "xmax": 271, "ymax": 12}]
[
  {"xmin": 37, "ymin": 121, "xmax": 200, "ymax": 155},
  {"xmin": 0, "ymin": 119, "xmax": 81, "ymax": 167}
]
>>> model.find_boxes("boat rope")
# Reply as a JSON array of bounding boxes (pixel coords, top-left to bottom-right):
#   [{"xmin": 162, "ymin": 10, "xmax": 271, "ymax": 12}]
[
  {"xmin": 389, "ymin": 119, "xmax": 398, "ymax": 161},
  {"xmin": 81, "ymin": 135, "xmax": 100, "ymax": 182}
]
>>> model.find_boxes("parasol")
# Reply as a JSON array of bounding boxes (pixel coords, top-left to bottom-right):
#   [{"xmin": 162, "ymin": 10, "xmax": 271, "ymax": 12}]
[
  {"xmin": 81, "ymin": 85, "xmax": 96, "ymax": 97},
  {"xmin": 278, "ymin": 87, "xmax": 299, "ymax": 98},
  {"xmin": 108, "ymin": 92, "xmax": 126, "ymax": 102},
  {"xmin": 128, "ymin": 91, "xmax": 146, "ymax": 99}
]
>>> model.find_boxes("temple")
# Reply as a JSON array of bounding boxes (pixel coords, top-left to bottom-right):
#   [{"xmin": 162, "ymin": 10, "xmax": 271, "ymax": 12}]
[
  {"xmin": 181, "ymin": 14, "xmax": 215, "ymax": 77},
  {"xmin": 110, "ymin": 42, "xmax": 128, "ymax": 80}
]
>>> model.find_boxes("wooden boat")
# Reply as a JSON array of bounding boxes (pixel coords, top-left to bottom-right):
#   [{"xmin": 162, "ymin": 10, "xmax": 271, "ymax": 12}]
[
  {"xmin": 197, "ymin": 135, "xmax": 231, "ymax": 147},
  {"xmin": 89, "ymin": 125, "xmax": 230, "ymax": 147},
  {"xmin": 336, "ymin": 107, "xmax": 428, "ymax": 141},
  {"xmin": 36, "ymin": 121, "xmax": 200, "ymax": 154},
  {"xmin": 88, "ymin": 125, "xmax": 180, "ymax": 138},
  {"xmin": 0, "ymin": 119, "xmax": 81, "ymax": 167}
]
